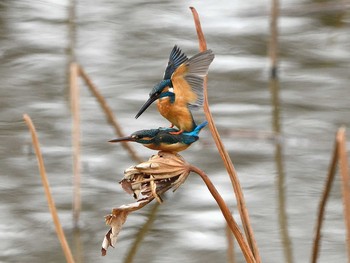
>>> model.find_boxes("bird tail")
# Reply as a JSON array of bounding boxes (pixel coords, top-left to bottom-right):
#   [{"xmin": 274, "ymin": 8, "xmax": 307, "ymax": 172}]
[{"xmin": 183, "ymin": 121, "xmax": 208, "ymax": 136}]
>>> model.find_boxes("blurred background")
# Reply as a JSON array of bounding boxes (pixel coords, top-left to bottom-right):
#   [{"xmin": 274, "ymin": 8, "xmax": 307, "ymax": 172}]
[{"xmin": 1, "ymin": 0, "xmax": 350, "ymax": 262}]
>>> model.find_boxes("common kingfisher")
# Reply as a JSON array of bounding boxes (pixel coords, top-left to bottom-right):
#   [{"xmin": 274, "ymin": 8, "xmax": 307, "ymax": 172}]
[
  {"xmin": 109, "ymin": 121, "xmax": 208, "ymax": 152},
  {"xmin": 135, "ymin": 46, "xmax": 214, "ymax": 134}
]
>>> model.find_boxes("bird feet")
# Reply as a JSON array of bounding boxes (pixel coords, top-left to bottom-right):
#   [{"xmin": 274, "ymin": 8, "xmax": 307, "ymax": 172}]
[{"xmin": 169, "ymin": 129, "xmax": 184, "ymax": 135}]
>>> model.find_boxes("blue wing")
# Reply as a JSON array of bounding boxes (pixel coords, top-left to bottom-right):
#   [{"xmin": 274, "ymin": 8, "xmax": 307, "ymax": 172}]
[{"xmin": 163, "ymin": 45, "xmax": 188, "ymax": 80}]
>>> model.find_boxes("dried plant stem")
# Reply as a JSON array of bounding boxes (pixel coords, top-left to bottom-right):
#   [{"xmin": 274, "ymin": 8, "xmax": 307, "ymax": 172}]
[
  {"xmin": 337, "ymin": 128, "xmax": 350, "ymax": 261},
  {"xmin": 70, "ymin": 62, "xmax": 81, "ymax": 228},
  {"xmin": 124, "ymin": 203, "xmax": 160, "ymax": 263},
  {"xmin": 311, "ymin": 137, "xmax": 338, "ymax": 263},
  {"xmin": 77, "ymin": 65, "xmax": 143, "ymax": 163},
  {"xmin": 226, "ymin": 225, "xmax": 235, "ymax": 263},
  {"xmin": 23, "ymin": 114, "xmax": 75, "ymax": 263},
  {"xmin": 268, "ymin": 1, "xmax": 294, "ymax": 262},
  {"xmin": 190, "ymin": 165, "xmax": 255, "ymax": 263},
  {"xmin": 190, "ymin": 6, "xmax": 260, "ymax": 262}
]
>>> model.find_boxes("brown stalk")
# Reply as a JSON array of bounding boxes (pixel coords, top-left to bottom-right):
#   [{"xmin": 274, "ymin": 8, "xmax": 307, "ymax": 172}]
[
  {"xmin": 70, "ymin": 62, "xmax": 81, "ymax": 228},
  {"xmin": 226, "ymin": 225, "xmax": 235, "ymax": 263},
  {"xmin": 190, "ymin": 165, "xmax": 255, "ymax": 263},
  {"xmin": 77, "ymin": 65, "xmax": 143, "ymax": 163},
  {"xmin": 190, "ymin": 6, "xmax": 260, "ymax": 262},
  {"xmin": 337, "ymin": 127, "xmax": 350, "ymax": 261},
  {"xmin": 311, "ymin": 136, "xmax": 338, "ymax": 263},
  {"xmin": 268, "ymin": 1, "xmax": 294, "ymax": 262},
  {"xmin": 123, "ymin": 203, "xmax": 160, "ymax": 263},
  {"xmin": 23, "ymin": 114, "xmax": 75, "ymax": 263}
]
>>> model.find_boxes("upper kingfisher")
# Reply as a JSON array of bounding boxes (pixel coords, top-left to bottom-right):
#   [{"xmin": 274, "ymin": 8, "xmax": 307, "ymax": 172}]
[
  {"xmin": 109, "ymin": 121, "xmax": 208, "ymax": 152},
  {"xmin": 135, "ymin": 46, "xmax": 214, "ymax": 134}
]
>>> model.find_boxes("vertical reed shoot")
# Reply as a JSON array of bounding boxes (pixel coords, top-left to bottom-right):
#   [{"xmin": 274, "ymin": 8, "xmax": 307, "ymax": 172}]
[
  {"xmin": 311, "ymin": 137, "xmax": 338, "ymax": 263},
  {"xmin": 337, "ymin": 128, "xmax": 350, "ymax": 261},
  {"xmin": 268, "ymin": 0, "xmax": 294, "ymax": 262},
  {"xmin": 190, "ymin": 6, "xmax": 261, "ymax": 262},
  {"xmin": 70, "ymin": 62, "xmax": 81, "ymax": 229},
  {"xmin": 23, "ymin": 114, "xmax": 75, "ymax": 263}
]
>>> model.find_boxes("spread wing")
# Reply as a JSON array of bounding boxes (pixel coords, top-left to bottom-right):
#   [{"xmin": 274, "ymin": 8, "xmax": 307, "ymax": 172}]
[
  {"xmin": 163, "ymin": 45, "xmax": 188, "ymax": 80},
  {"xmin": 171, "ymin": 49, "xmax": 215, "ymax": 109}
]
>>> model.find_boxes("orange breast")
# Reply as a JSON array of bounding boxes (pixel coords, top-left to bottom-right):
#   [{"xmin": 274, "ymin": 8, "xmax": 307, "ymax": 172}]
[
  {"xmin": 157, "ymin": 98, "xmax": 194, "ymax": 132},
  {"xmin": 144, "ymin": 142, "xmax": 190, "ymax": 152}
]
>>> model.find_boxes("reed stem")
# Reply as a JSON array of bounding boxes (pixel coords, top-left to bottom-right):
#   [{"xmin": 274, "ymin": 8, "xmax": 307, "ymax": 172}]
[
  {"xmin": 23, "ymin": 114, "xmax": 75, "ymax": 263},
  {"xmin": 268, "ymin": 1, "xmax": 294, "ymax": 262},
  {"xmin": 78, "ymin": 65, "xmax": 143, "ymax": 163},
  {"xmin": 123, "ymin": 203, "xmax": 160, "ymax": 263},
  {"xmin": 190, "ymin": 165, "xmax": 256, "ymax": 263},
  {"xmin": 337, "ymin": 128, "xmax": 350, "ymax": 261},
  {"xmin": 190, "ymin": 6, "xmax": 260, "ymax": 262},
  {"xmin": 311, "ymin": 136, "xmax": 338, "ymax": 263},
  {"xmin": 70, "ymin": 62, "xmax": 81, "ymax": 229},
  {"xmin": 226, "ymin": 225, "xmax": 235, "ymax": 263}
]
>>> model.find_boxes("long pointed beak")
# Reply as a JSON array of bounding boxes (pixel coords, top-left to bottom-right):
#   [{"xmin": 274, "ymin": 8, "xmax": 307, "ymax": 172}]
[
  {"xmin": 109, "ymin": 136, "xmax": 134, "ymax": 143},
  {"xmin": 135, "ymin": 94, "xmax": 159, "ymax": 119}
]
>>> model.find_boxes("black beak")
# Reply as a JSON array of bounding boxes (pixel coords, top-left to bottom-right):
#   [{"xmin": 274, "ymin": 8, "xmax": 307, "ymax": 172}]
[
  {"xmin": 108, "ymin": 136, "xmax": 134, "ymax": 143},
  {"xmin": 135, "ymin": 94, "xmax": 159, "ymax": 119}
]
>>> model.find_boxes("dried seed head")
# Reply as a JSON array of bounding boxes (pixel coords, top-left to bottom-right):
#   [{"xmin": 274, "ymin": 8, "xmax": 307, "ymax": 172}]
[
  {"xmin": 102, "ymin": 151, "xmax": 192, "ymax": 256},
  {"xmin": 120, "ymin": 151, "xmax": 191, "ymax": 200}
]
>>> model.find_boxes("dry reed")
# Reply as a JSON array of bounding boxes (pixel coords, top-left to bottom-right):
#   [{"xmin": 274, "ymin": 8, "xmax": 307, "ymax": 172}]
[
  {"xmin": 311, "ymin": 136, "xmax": 338, "ymax": 262},
  {"xmin": 190, "ymin": 6, "xmax": 261, "ymax": 262},
  {"xmin": 78, "ymin": 65, "xmax": 143, "ymax": 163},
  {"xmin": 311, "ymin": 127, "xmax": 350, "ymax": 262},
  {"xmin": 23, "ymin": 114, "xmax": 75, "ymax": 263},
  {"xmin": 70, "ymin": 62, "xmax": 81, "ymax": 229},
  {"xmin": 226, "ymin": 225, "xmax": 235, "ymax": 263},
  {"xmin": 189, "ymin": 165, "xmax": 256, "ymax": 263},
  {"xmin": 123, "ymin": 203, "xmax": 160, "ymax": 263},
  {"xmin": 268, "ymin": 0, "xmax": 294, "ymax": 262},
  {"xmin": 337, "ymin": 128, "xmax": 350, "ymax": 260}
]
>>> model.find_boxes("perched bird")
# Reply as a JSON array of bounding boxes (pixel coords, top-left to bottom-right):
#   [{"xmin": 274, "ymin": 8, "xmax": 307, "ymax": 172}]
[
  {"xmin": 109, "ymin": 121, "xmax": 208, "ymax": 152},
  {"xmin": 135, "ymin": 46, "xmax": 214, "ymax": 134}
]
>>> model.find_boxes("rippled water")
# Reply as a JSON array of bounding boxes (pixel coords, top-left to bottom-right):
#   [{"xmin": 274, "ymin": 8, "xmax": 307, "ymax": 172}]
[{"xmin": 1, "ymin": 0, "xmax": 349, "ymax": 262}]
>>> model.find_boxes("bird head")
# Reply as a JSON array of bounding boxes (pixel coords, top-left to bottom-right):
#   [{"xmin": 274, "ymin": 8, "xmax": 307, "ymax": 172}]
[
  {"xmin": 109, "ymin": 129, "xmax": 160, "ymax": 145},
  {"xmin": 135, "ymin": 79, "xmax": 173, "ymax": 119}
]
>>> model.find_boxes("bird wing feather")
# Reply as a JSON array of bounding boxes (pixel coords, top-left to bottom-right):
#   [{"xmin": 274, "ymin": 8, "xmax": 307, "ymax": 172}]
[
  {"xmin": 163, "ymin": 45, "xmax": 188, "ymax": 80},
  {"xmin": 171, "ymin": 49, "xmax": 214, "ymax": 109}
]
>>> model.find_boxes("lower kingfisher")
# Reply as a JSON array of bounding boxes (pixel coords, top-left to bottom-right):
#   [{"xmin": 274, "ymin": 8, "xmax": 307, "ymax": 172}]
[
  {"xmin": 135, "ymin": 46, "xmax": 214, "ymax": 134},
  {"xmin": 109, "ymin": 121, "xmax": 208, "ymax": 152}
]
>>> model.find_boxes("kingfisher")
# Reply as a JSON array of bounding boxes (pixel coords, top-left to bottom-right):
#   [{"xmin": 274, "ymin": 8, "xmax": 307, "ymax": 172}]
[
  {"xmin": 109, "ymin": 121, "xmax": 208, "ymax": 152},
  {"xmin": 135, "ymin": 46, "xmax": 214, "ymax": 134}
]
